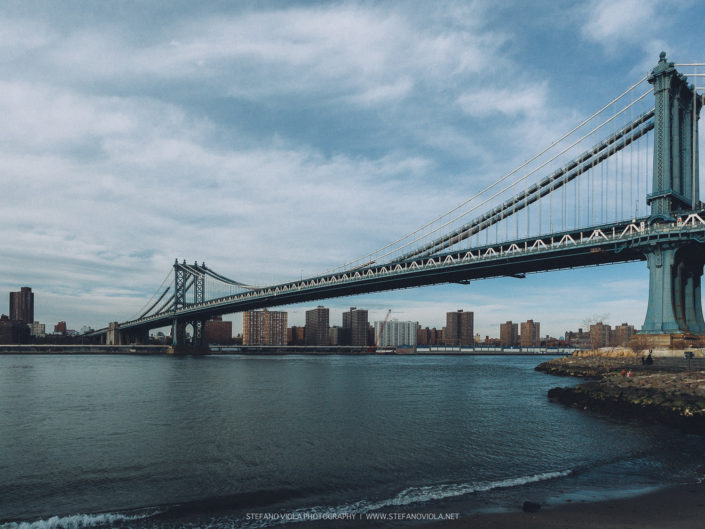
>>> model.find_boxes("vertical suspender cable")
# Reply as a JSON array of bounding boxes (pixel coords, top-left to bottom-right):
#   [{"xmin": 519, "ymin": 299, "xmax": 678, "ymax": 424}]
[
  {"xmin": 614, "ymin": 100, "xmax": 618, "ymax": 222},
  {"xmin": 525, "ymin": 189, "xmax": 529, "ymax": 238},
  {"xmin": 576, "ymin": 168, "xmax": 580, "ymax": 227},
  {"xmin": 550, "ymin": 182, "xmax": 554, "ymax": 233},
  {"xmin": 563, "ymin": 182, "xmax": 566, "ymax": 231},
  {"xmin": 603, "ymin": 149, "xmax": 607, "ymax": 222},
  {"xmin": 636, "ymin": 127, "xmax": 640, "ymax": 218},
  {"xmin": 538, "ymin": 182, "xmax": 542, "ymax": 235},
  {"xmin": 614, "ymin": 126, "xmax": 625, "ymax": 220},
  {"xmin": 574, "ymin": 168, "xmax": 578, "ymax": 229},
  {"xmin": 693, "ymin": 67, "xmax": 698, "ymax": 210},
  {"xmin": 630, "ymin": 87, "xmax": 634, "ymax": 218}
]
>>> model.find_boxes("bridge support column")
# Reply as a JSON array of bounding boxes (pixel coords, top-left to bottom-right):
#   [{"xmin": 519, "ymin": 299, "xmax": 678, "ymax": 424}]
[
  {"xmin": 193, "ymin": 319, "xmax": 206, "ymax": 346},
  {"xmin": 641, "ymin": 244, "xmax": 705, "ymax": 334},
  {"xmin": 172, "ymin": 319, "xmax": 186, "ymax": 346},
  {"xmin": 107, "ymin": 322, "xmax": 122, "ymax": 345},
  {"xmin": 642, "ymin": 246, "xmax": 680, "ymax": 333},
  {"xmin": 681, "ymin": 246, "xmax": 705, "ymax": 333}
]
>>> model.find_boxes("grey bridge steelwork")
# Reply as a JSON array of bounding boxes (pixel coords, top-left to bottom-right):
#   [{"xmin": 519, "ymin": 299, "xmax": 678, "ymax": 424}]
[{"xmin": 95, "ymin": 54, "xmax": 705, "ymax": 345}]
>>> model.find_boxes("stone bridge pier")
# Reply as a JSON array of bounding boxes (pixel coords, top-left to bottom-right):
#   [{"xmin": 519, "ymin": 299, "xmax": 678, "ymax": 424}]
[
  {"xmin": 171, "ymin": 318, "xmax": 207, "ymax": 347},
  {"xmin": 641, "ymin": 243, "xmax": 705, "ymax": 334},
  {"xmin": 106, "ymin": 322, "xmax": 149, "ymax": 345}
]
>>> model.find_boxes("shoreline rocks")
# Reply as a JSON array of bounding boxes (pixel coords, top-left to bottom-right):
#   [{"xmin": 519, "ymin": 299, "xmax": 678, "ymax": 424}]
[
  {"xmin": 538, "ymin": 356, "xmax": 705, "ymax": 434},
  {"xmin": 535, "ymin": 356, "xmax": 662, "ymax": 378}
]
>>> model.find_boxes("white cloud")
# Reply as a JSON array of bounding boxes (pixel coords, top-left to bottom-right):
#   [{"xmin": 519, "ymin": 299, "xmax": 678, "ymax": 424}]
[
  {"xmin": 0, "ymin": 75, "xmax": 454, "ymax": 325},
  {"xmin": 0, "ymin": 1, "xmax": 697, "ymax": 334},
  {"xmin": 581, "ymin": 0, "xmax": 658, "ymax": 46},
  {"xmin": 0, "ymin": 17, "xmax": 53, "ymax": 52},
  {"xmin": 0, "ymin": 81, "xmax": 137, "ymax": 150},
  {"xmin": 580, "ymin": 0, "xmax": 690, "ymax": 65},
  {"xmin": 18, "ymin": 4, "xmax": 507, "ymax": 112},
  {"xmin": 456, "ymin": 84, "xmax": 548, "ymax": 118},
  {"xmin": 349, "ymin": 78, "xmax": 415, "ymax": 106}
]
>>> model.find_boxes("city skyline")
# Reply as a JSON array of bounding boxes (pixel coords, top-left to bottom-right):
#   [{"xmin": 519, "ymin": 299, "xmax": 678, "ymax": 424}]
[
  {"xmin": 1, "ymin": 1, "xmax": 703, "ymax": 337},
  {"xmin": 4, "ymin": 285, "xmax": 638, "ymax": 344}
]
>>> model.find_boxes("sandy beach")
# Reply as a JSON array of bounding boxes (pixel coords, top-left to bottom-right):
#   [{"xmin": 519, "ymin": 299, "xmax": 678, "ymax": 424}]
[{"xmin": 420, "ymin": 482, "xmax": 705, "ymax": 529}]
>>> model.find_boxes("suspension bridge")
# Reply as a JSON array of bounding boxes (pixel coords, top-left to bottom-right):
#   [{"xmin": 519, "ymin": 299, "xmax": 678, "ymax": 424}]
[{"xmin": 90, "ymin": 53, "xmax": 705, "ymax": 347}]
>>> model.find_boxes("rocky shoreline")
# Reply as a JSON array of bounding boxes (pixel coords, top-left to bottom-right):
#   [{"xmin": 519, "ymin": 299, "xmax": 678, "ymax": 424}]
[{"xmin": 537, "ymin": 356, "xmax": 705, "ymax": 433}]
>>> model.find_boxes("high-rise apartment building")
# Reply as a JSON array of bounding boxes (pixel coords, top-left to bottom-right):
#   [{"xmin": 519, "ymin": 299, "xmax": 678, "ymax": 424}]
[
  {"xmin": 342, "ymin": 307, "xmax": 368, "ymax": 346},
  {"xmin": 305, "ymin": 306, "xmax": 329, "ymax": 346},
  {"xmin": 9, "ymin": 287, "xmax": 34, "ymax": 324},
  {"xmin": 520, "ymin": 320, "xmax": 540, "ymax": 347},
  {"xmin": 417, "ymin": 327, "xmax": 443, "ymax": 346},
  {"xmin": 612, "ymin": 322, "xmax": 635, "ymax": 346},
  {"xmin": 499, "ymin": 321, "xmax": 519, "ymax": 346},
  {"xmin": 375, "ymin": 320, "xmax": 418, "ymax": 347},
  {"xmin": 589, "ymin": 322, "xmax": 611, "ymax": 349},
  {"xmin": 243, "ymin": 311, "xmax": 262, "ymax": 345},
  {"xmin": 264, "ymin": 310, "xmax": 287, "ymax": 345},
  {"xmin": 243, "ymin": 310, "xmax": 287, "ymax": 345},
  {"xmin": 445, "ymin": 310, "xmax": 474, "ymax": 346}
]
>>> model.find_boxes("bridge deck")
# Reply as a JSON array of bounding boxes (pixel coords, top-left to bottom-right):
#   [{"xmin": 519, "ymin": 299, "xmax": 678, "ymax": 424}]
[{"xmin": 86, "ymin": 213, "xmax": 705, "ymax": 336}]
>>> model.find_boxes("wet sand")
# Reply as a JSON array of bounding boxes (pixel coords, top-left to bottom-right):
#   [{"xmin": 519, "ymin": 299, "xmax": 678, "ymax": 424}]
[{"xmin": 421, "ymin": 482, "xmax": 705, "ymax": 528}]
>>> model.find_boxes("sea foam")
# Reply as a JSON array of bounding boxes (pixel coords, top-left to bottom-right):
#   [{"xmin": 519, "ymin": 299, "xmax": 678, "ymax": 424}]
[
  {"xmin": 240, "ymin": 469, "xmax": 573, "ymax": 528},
  {"xmin": 0, "ymin": 510, "xmax": 158, "ymax": 529}
]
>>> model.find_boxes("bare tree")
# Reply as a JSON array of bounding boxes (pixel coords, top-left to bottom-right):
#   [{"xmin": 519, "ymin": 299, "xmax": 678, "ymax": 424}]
[{"xmin": 582, "ymin": 313, "xmax": 610, "ymax": 328}]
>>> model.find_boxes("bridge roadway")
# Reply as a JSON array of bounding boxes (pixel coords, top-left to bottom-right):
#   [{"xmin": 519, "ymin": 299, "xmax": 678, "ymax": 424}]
[{"xmin": 97, "ymin": 212, "xmax": 705, "ymax": 335}]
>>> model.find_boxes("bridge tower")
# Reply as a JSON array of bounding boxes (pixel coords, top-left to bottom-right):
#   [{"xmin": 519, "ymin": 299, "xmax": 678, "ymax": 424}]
[
  {"xmin": 641, "ymin": 52, "xmax": 705, "ymax": 334},
  {"xmin": 172, "ymin": 259, "xmax": 207, "ymax": 346}
]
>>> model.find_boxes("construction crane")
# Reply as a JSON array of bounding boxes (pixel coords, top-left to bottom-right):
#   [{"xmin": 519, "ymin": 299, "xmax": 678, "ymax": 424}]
[{"xmin": 371, "ymin": 309, "xmax": 392, "ymax": 352}]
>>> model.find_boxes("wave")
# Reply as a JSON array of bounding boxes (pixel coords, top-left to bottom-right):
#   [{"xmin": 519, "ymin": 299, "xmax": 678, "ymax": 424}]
[
  {"xmin": 239, "ymin": 469, "xmax": 573, "ymax": 528},
  {"xmin": 2, "ymin": 471, "xmax": 573, "ymax": 529},
  {"xmin": 0, "ymin": 510, "xmax": 160, "ymax": 529},
  {"xmin": 384, "ymin": 469, "xmax": 573, "ymax": 507}
]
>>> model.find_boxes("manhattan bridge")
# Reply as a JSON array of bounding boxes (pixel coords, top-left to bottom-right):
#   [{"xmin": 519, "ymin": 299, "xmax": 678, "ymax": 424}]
[{"xmin": 89, "ymin": 54, "xmax": 705, "ymax": 347}]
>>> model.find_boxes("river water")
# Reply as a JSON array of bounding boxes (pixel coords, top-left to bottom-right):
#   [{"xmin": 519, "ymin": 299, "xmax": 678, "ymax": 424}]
[{"xmin": 1, "ymin": 354, "xmax": 703, "ymax": 528}]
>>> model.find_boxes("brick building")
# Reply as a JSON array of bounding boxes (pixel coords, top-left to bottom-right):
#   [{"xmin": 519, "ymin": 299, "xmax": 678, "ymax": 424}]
[
  {"xmin": 342, "ymin": 307, "xmax": 368, "ymax": 346},
  {"xmin": 243, "ymin": 310, "xmax": 287, "ymax": 345},
  {"xmin": 305, "ymin": 306, "xmax": 329, "ymax": 346},
  {"xmin": 499, "ymin": 321, "xmax": 519, "ymax": 346},
  {"xmin": 589, "ymin": 322, "xmax": 611, "ymax": 348},
  {"xmin": 204, "ymin": 316, "xmax": 232, "ymax": 344},
  {"xmin": 520, "ymin": 320, "xmax": 540, "ymax": 347},
  {"xmin": 417, "ymin": 327, "xmax": 443, "ymax": 346},
  {"xmin": 445, "ymin": 310, "xmax": 474, "ymax": 346},
  {"xmin": 9, "ymin": 287, "xmax": 34, "ymax": 324}
]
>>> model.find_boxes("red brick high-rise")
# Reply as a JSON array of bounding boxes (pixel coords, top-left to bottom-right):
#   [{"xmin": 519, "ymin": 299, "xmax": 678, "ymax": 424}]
[
  {"xmin": 243, "ymin": 310, "xmax": 287, "ymax": 345},
  {"xmin": 9, "ymin": 287, "xmax": 34, "ymax": 324}
]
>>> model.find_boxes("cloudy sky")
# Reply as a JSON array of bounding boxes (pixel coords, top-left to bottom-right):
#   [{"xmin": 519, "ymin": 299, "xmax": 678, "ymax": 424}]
[{"xmin": 1, "ymin": 0, "xmax": 703, "ymax": 337}]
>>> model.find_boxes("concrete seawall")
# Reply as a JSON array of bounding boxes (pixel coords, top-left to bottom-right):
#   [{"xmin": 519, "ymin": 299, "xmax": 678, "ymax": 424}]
[
  {"xmin": 0, "ymin": 344, "xmax": 573, "ymax": 356},
  {"xmin": 0, "ymin": 345, "xmax": 172, "ymax": 354}
]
